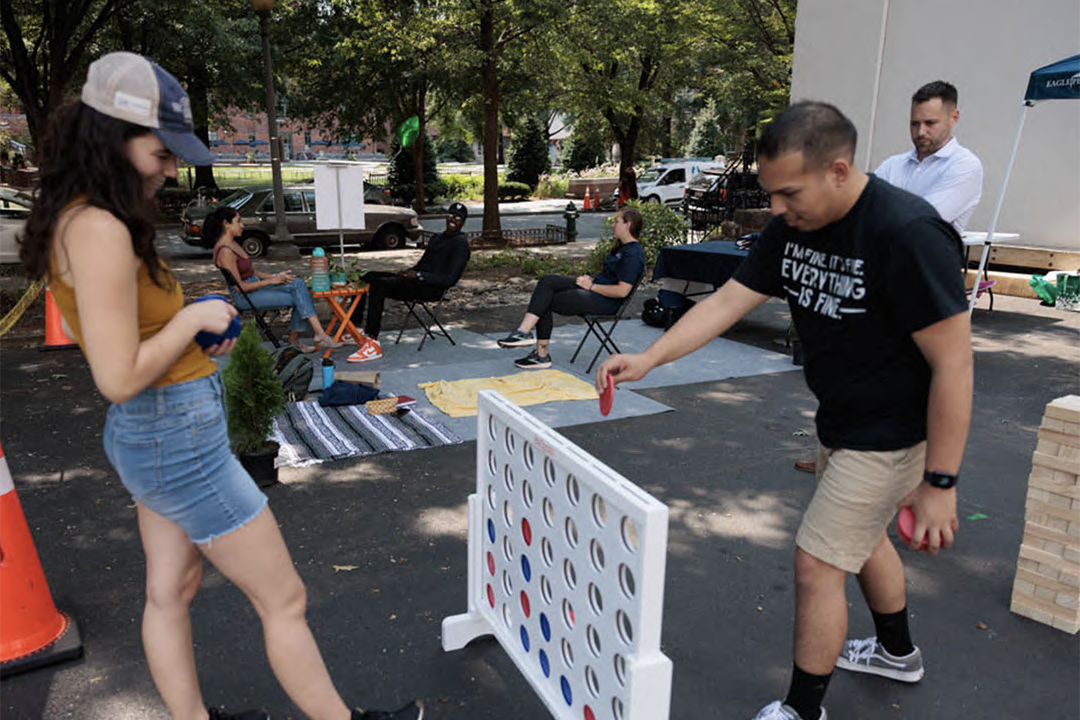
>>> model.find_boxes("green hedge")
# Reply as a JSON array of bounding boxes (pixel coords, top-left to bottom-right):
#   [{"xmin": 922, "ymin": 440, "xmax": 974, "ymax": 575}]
[{"xmin": 498, "ymin": 181, "xmax": 531, "ymax": 201}]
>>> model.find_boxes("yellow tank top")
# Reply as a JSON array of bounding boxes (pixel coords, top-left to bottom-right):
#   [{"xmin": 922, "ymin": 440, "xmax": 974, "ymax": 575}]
[{"xmin": 48, "ymin": 203, "xmax": 216, "ymax": 389}]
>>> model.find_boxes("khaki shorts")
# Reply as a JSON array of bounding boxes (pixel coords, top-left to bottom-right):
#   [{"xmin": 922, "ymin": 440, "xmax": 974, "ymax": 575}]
[{"xmin": 795, "ymin": 442, "xmax": 926, "ymax": 573}]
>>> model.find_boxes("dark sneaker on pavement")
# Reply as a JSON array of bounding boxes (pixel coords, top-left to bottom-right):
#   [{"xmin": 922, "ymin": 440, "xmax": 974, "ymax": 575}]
[
  {"xmin": 835, "ymin": 636, "xmax": 924, "ymax": 683},
  {"xmin": 208, "ymin": 708, "xmax": 270, "ymax": 720},
  {"xmin": 751, "ymin": 700, "xmax": 826, "ymax": 720},
  {"xmin": 352, "ymin": 700, "xmax": 424, "ymax": 720},
  {"xmin": 497, "ymin": 329, "xmax": 535, "ymax": 348},
  {"xmin": 514, "ymin": 350, "xmax": 552, "ymax": 369}
]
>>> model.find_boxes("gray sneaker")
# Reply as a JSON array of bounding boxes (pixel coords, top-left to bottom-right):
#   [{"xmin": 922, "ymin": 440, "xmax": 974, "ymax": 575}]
[
  {"xmin": 835, "ymin": 636, "xmax": 924, "ymax": 683},
  {"xmin": 497, "ymin": 329, "xmax": 535, "ymax": 348},
  {"xmin": 751, "ymin": 700, "xmax": 826, "ymax": 720}
]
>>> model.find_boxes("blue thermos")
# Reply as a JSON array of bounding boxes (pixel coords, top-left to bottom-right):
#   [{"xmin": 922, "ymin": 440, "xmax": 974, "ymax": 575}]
[{"xmin": 321, "ymin": 358, "xmax": 335, "ymax": 389}]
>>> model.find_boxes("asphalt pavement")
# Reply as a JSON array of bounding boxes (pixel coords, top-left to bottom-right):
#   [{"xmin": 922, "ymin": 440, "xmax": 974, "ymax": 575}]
[{"xmin": 1, "ymin": 228, "xmax": 1078, "ymax": 718}]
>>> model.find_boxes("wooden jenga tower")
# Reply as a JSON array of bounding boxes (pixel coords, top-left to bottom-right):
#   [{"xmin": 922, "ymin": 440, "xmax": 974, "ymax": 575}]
[{"xmin": 1011, "ymin": 395, "xmax": 1080, "ymax": 633}]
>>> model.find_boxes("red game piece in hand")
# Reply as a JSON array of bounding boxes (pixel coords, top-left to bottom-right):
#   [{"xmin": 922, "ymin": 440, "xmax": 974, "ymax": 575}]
[
  {"xmin": 599, "ymin": 372, "xmax": 614, "ymax": 416},
  {"xmin": 896, "ymin": 506, "xmax": 929, "ymax": 551}
]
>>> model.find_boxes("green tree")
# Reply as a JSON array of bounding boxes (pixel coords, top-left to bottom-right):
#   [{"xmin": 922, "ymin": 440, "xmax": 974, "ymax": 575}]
[
  {"xmin": 446, "ymin": 0, "xmax": 569, "ymax": 239},
  {"xmin": 106, "ymin": 0, "xmax": 264, "ymax": 191},
  {"xmin": 506, "ymin": 115, "xmax": 550, "ymax": 190},
  {"xmin": 684, "ymin": 98, "xmax": 727, "ymax": 158},
  {"xmin": 0, "ymin": 0, "xmax": 129, "ymax": 147},
  {"xmin": 279, "ymin": 0, "xmax": 465, "ymax": 211},
  {"xmin": 560, "ymin": 0, "xmax": 703, "ymax": 185},
  {"xmin": 387, "ymin": 134, "xmax": 438, "ymax": 202},
  {"xmin": 696, "ymin": 0, "xmax": 796, "ymax": 140},
  {"xmin": 561, "ymin": 118, "xmax": 607, "ymax": 172}
]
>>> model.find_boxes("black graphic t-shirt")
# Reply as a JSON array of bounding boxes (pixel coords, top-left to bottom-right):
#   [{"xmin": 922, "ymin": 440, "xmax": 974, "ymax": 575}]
[{"xmin": 734, "ymin": 175, "xmax": 968, "ymax": 450}]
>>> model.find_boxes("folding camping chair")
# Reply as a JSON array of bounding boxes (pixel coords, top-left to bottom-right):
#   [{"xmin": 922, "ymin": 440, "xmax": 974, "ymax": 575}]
[
  {"xmin": 218, "ymin": 267, "xmax": 283, "ymax": 348},
  {"xmin": 394, "ymin": 286, "xmax": 456, "ymax": 352},
  {"xmin": 569, "ymin": 274, "xmax": 644, "ymax": 373}
]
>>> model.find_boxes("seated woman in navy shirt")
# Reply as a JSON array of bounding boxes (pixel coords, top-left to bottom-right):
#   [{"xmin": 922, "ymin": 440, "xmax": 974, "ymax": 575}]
[{"xmin": 497, "ymin": 206, "xmax": 646, "ymax": 368}]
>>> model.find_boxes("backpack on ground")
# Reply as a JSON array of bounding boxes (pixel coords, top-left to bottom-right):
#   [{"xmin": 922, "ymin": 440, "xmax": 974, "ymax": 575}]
[
  {"xmin": 642, "ymin": 292, "xmax": 694, "ymax": 330},
  {"xmin": 270, "ymin": 344, "xmax": 315, "ymax": 402}
]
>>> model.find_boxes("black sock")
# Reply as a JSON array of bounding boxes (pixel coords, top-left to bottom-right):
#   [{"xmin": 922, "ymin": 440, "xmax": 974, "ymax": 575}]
[
  {"xmin": 872, "ymin": 607, "xmax": 915, "ymax": 656},
  {"xmin": 784, "ymin": 664, "xmax": 831, "ymax": 720}
]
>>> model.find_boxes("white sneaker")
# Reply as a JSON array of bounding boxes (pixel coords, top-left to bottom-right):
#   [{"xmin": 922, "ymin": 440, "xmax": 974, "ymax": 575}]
[
  {"xmin": 751, "ymin": 700, "xmax": 826, "ymax": 720},
  {"xmin": 835, "ymin": 636, "xmax": 924, "ymax": 683}
]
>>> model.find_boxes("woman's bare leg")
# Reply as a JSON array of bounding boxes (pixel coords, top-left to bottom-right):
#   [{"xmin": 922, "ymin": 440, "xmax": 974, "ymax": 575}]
[
  {"xmin": 138, "ymin": 505, "xmax": 209, "ymax": 720},
  {"xmin": 517, "ymin": 312, "xmax": 540, "ymax": 333},
  {"xmin": 200, "ymin": 507, "xmax": 350, "ymax": 720}
]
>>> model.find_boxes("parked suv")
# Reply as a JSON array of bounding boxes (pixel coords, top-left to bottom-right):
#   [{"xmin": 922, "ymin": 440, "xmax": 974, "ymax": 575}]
[
  {"xmin": 682, "ymin": 161, "xmax": 770, "ymax": 230},
  {"xmin": 181, "ymin": 184, "xmax": 422, "ymax": 257}
]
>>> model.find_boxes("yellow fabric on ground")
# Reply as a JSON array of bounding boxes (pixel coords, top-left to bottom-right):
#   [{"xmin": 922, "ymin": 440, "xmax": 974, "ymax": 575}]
[{"xmin": 419, "ymin": 369, "xmax": 599, "ymax": 417}]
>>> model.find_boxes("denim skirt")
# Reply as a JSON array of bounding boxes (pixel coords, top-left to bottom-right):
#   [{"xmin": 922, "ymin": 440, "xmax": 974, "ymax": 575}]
[{"xmin": 103, "ymin": 373, "xmax": 267, "ymax": 544}]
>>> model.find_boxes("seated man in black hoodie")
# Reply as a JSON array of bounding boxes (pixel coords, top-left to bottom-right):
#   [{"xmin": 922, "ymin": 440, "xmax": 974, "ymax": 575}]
[{"xmin": 359, "ymin": 201, "xmax": 471, "ymax": 345}]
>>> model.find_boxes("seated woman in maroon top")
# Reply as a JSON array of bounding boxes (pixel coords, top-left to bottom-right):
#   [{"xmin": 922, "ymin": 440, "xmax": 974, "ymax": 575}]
[{"xmin": 205, "ymin": 207, "xmax": 341, "ymax": 352}]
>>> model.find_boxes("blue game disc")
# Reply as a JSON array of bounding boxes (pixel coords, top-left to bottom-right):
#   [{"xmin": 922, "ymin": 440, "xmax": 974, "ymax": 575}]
[
  {"xmin": 539, "ymin": 649, "xmax": 550, "ymax": 677},
  {"xmin": 191, "ymin": 294, "xmax": 241, "ymax": 349},
  {"xmin": 487, "ymin": 518, "xmax": 496, "ymax": 543},
  {"xmin": 561, "ymin": 676, "xmax": 572, "ymax": 706},
  {"xmin": 540, "ymin": 613, "xmax": 551, "ymax": 642},
  {"xmin": 520, "ymin": 625, "xmax": 530, "ymax": 653},
  {"xmin": 521, "ymin": 555, "xmax": 532, "ymax": 582}
]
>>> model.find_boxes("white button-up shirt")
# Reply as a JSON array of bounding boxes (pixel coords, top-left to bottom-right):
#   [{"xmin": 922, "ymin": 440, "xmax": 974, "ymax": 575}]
[{"xmin": 875, "ymin": 137, "xmax": 983, "ymax": 233}]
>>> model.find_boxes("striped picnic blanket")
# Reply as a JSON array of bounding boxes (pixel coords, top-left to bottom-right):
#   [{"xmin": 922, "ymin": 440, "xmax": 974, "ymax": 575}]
[{"xmin": 271, "ymin": 400, "xmax": 462, "ymax": 468}]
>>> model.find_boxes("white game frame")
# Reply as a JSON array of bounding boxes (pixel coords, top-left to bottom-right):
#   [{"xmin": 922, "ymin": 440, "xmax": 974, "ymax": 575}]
[{"xmin": 442, "ymin": 391, "xmax": 672, "ymax": 720}]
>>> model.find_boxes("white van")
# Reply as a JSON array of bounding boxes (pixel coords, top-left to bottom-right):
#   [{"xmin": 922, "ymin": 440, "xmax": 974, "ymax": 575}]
[{"xmin": 622, "ymin": 159, "xmax": 725, "ymax": 206}]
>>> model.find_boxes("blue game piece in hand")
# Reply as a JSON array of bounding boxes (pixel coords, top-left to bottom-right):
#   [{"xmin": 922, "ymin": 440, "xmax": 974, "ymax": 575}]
[{"xmin": 191, "ymin": 294, "xmax": 242, "ymax": 349}]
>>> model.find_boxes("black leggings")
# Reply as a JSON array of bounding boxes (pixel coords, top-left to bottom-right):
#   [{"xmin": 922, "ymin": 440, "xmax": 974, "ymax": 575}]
[{"xmin": 527, "ymin": 274, "xmax": 617, "ymax": 340}]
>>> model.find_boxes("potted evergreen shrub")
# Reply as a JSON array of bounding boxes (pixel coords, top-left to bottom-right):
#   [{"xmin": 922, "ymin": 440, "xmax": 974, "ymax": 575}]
[{"xmin": 222, "ymin": 322, "xmax": 287, "ymax": 487}]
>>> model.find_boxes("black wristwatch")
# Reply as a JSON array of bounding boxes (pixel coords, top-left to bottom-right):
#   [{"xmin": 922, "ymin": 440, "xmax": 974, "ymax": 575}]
[{"xmin": 923, "ymin": 470, "xmax": 958, "ymax": 489}]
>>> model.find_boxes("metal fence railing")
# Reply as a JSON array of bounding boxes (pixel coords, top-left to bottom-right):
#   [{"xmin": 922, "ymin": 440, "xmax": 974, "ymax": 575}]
[{"xmin": 422, "ymin": 224, "xmax": 567, "ymax": 249}]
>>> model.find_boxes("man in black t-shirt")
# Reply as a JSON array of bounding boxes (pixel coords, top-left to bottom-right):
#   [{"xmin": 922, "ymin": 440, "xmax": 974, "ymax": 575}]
[{"xmin": 597, "ymin": 102, "xmax": 973, "ymax": 720}]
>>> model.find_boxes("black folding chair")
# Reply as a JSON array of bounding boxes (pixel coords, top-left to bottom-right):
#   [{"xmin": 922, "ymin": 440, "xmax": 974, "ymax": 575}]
[
  {"xmin": 569, "ymin": 273, "xmax": 645, "ymax": 373},
  {"xmin": 394, "ymin": 286, "xmax": 455, "ymax": 352},
  {"xmin": 218, "ymin": 267, "xmax": 282, "ymax": 348}
]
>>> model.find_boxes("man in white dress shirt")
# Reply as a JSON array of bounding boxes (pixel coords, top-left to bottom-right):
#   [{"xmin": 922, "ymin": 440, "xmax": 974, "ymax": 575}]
[
  {"xmin": 875, "ymin": 80, "xmax": 983, "ymax": 233},
  {"xmin": 795, "ymin": 81, "xmax": 983, "ymax": 476}
]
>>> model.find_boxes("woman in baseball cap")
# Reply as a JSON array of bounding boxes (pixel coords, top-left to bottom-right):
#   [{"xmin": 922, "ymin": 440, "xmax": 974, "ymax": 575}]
[{"xmin": 19, "ymin": 53, "xmax": 422, "ymax": 720}]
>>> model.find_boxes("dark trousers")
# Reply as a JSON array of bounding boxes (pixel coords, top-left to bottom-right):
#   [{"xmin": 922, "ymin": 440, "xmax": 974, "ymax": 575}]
[
  {"xmin": 527, "ymin": 274, "xmax": 616, "ymax": 340},
  {"xmin": 360, "ymin": 271, "xmax": 444, "ymax": 339}
]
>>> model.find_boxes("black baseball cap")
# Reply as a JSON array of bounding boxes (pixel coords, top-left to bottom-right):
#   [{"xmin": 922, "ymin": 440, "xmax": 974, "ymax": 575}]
[{"xmin": 447, "ymin": 202, "xmax": 468, "ymax": 219}]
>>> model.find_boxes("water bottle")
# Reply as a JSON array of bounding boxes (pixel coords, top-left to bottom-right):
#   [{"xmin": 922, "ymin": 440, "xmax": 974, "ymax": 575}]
[
  {"xmin": 321, "ymin": 358, "xmax": 335, "ymax": 389},
  {"xmin": 310, "ymin": 247, "xmax": 330, "ymax": 292}
]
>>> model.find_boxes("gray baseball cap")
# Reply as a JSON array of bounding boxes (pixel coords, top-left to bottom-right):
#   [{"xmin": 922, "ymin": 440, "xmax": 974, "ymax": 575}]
[{"xmin": 81, "ymin": 52, "xmax": 214, "ymax": 166}]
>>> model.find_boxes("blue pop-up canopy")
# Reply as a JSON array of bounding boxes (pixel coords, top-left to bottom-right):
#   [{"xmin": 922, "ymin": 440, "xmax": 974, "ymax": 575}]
[
  {"xmin": 970, "ymin": 54, "xmax": 1080, "ymax": 312},
  {"xmin": 1025, "ymin": 54, "xmax": 1080, "ymax": 102}
]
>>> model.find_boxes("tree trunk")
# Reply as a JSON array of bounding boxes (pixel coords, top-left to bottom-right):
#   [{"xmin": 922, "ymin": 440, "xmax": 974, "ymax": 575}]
[
  {"xmin": 188, "ymin": 77, "xmax": 217, "ymax": 191},
  {"xmin": 413, "ymin": 87, "xmax": 427, "ymax": 213},
  {"xmin": 661, "ymin": 114, "xmax": 673, "ymax": 158},
  {"xmin": 480, "ymin": 0, "xmax": 502, "ymax": 242}
]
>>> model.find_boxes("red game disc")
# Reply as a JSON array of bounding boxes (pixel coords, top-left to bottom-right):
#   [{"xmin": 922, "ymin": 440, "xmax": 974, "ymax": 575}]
[
  {"xmin": 599, "ymin": 373, "xmax": 614, "ymax": 416},
  {"xmin": 896, "ymin": 506, "xmax": 929, "ymax": 551}
]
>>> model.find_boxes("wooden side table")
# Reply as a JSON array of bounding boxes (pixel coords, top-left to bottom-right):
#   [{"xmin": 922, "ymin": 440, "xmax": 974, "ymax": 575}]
[{"xmin": 311, "ymin": 284, "xmax": 369, "ymax": 359}]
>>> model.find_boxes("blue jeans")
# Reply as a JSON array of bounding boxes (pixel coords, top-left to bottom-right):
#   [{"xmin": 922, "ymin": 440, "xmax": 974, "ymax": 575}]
[
  {"xmin": 233, "ymin": 277, "xmax": 316, "ymax": 333},
  {"xmin": 103, "ymin": 373, "xmax": 267, "ymax": 544}
]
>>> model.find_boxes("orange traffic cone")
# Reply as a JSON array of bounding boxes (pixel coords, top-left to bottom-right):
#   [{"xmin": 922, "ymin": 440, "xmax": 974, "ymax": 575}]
[
  {"xmin": 583, "ymin": 186, "xmax": 591, "ymax": 211},
  {"xmin": 0, "ymin": 441, "xmax": 83, "ymax": 677},
  {"xmin": 41, "ymin": 287, "xmax": 77, "ymax": 351}
]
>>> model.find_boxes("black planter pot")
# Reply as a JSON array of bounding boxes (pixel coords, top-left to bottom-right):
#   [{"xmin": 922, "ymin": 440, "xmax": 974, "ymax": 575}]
[{"xmin": 238, "ymin": 441, "xmax": 280, "ymax": 488}]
